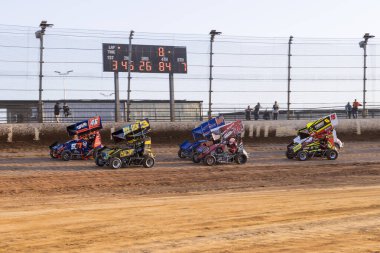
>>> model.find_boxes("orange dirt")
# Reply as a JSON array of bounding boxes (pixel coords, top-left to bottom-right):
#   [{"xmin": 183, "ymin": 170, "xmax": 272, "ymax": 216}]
[{"xmin": 0, "ymin": 142, "xmax": 380, "ymax": 252}]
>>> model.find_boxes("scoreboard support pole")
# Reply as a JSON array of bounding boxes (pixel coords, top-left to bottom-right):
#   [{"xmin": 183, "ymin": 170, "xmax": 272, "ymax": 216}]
[
  {"xmin": 114, "ymin": 72, "xmax": 121, "ymax": 122},
  {"xmin": 169, "ymin": 73, "xmax": 175, "ymax": 122}
]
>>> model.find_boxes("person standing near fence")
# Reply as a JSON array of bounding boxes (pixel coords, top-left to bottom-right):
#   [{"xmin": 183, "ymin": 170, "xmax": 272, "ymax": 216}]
[
  {"xmin": 63, "ymin": 103, "xmax": 71, "ymax": 118},
  {"xmin": 245, "ymin": 105, "xmax": 252, "ymax": 120},
  {"xmin": 253, "ymin": 102, "xmax": 262, "ymax": 120},
  {"xmin": 345, "ymin": 102, "xmax": 352, "ymax": 119},
  {"xmin": 54, "ymin": 102, "xmax": 61, "ymax": 123},
  {"xmin": 352, "ymin": 99, "xmax": 362, "ymax": 119},
  {"xmin": 272, "ymin": 101, "xmax": 279, "ymax": 120}
]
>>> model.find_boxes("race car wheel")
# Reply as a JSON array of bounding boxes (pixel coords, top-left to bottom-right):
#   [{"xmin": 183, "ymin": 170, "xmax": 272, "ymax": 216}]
[
  {"xmin": 109, "ymin": 157, "xmax": 122, "ymax": 169},
  {"xmin": 50, "ymin": 150, "xmax": 57, "ymax": 159},
  {"xmin": 204, "ymin": 155, "xmax": 216, "ymax": 166},
  {"xmin": 61, "ymin": 150, "xmax": 72, "ymax": 161},
  {"xmin": 326, "ymin": 149, "xmax": 338, "ymax": 160},
  {"xmin": 143, "ymin": 156, "xmax": 155, "ymax": 168},
  {"xmin": 297, "ymin": 151, "xmax": 309, "ymax": 161},
  {"xmin": 95, "ymin": 156, "xmax": 106, "ymax": 167},
  {"xmin": 286, "ymin": 150, "xmax": 294, "ymax": 159},
  {"xmin": 235, "ymin": 153, "xmax": 248, "ymax": 164},
  {"xmin": 178, "ymin": 149, "xmax": 186, "ymax": 159},
  {"xmin": 192, "ymin": 153, "xmax": 201, "ymax": 163}
]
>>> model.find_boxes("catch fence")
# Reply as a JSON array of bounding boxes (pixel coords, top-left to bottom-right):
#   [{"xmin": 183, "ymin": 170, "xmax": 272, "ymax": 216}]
[{"xmin": 0, "ymin": 24, "xmax": 380, "ymax": 122}]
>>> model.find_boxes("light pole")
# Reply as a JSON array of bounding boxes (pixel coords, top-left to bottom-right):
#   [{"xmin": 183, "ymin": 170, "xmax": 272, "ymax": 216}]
[
  {"xmin": 35, "ymin": 20, "xmax": 53, "ymax": 123},
  {"xmin": 208, "ymin": 30, "xmax": 221, "ymax": 119},
  {"xmin": 126, "ymin": 30, "xmax": 134, "ymax": 122},
  {"xmin": 359, "ymin": 33, "xmax": 375, "ymax": 118},
  {"xmin": 287, "ymin": 35, "xmax": 293, "ymax": 120},
  {"xmin": 54, "ymin": 70, "xmax": 73, "ymax": 100}
]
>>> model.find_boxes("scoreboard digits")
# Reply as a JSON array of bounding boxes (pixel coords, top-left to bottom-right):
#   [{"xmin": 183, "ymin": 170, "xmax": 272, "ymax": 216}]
[{"xmin": 103, "ymin": 44, "xmax": 187, "ymax": 74}]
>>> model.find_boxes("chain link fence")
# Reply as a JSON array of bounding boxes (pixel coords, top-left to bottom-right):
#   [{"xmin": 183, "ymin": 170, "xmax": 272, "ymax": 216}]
[{"xmin": 0, "ymin": 24, "xmax": 379, "ymax": 122}]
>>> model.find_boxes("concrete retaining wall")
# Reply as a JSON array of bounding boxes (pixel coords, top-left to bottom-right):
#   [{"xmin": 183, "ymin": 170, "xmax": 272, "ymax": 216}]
[{"xmin": 0, "ymin": 119, "xmax": 379, "ymax": 144}]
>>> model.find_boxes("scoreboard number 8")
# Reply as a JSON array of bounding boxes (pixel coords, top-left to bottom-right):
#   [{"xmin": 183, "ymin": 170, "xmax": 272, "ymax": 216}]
[{"xmin": 158, "ymin": 47, "xmax": 165, "ymax": 57}]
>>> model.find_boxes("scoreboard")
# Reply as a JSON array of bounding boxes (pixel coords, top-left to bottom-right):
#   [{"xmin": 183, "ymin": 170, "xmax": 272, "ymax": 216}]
[{"xmin": 102, "ymin": 43, "xmax": 187, "ymax": 74}]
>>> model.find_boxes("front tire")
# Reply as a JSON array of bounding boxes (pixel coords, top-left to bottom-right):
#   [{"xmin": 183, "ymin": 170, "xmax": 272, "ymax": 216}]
[
  {"xmin": 334, "ymin": 142, "xmax": 341, "ymax": 150},
  {"xmin": 326, "ymin": 149, "xmax": 338, "ymax": 160},
  {"xmin": 178, "ymin": 149, "xmax": 186, "ymax": 159},
  {"xmin": 50, "ymin": 150, "xmax": 57, "ymax": 159},
  {"xmin": 95, "ymin": 156, "xmax": 106, "ymax": 167},
  {"xmin": 143, "ymin": 156, "xmax": 155, "ymax": 168},
  {"xmin": 297, "ymin": 150, "xmax": 309, "ymax": 161},
  {"xmin": 235, "ymin": 153, "xmax": 248, "ymax": 164},
  {"xmin": 61, "ymin": 150, "xmax": 72, "ymax": 161},
  {"xmin": 192, "ymin": 153, "xmax": 201, "ymax": 163},
  {"xmin": 286, "ymin": 150, "xmax": 294, "ymax": 159},
  {"xmin": 204, "ymin": 155, "xmax": 216, "ymax": 166},
  {"xmin": 109, "ymin": 157, "xmax": 122, "ymax": 169}
]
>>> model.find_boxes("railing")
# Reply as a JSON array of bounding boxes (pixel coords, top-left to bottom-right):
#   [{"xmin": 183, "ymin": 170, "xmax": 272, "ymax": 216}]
[{"xmin": 1, "ymin": 104, "xmax": 380, "ymax": 123}]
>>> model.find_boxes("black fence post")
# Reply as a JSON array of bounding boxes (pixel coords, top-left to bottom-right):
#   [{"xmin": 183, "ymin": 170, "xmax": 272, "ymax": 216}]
[
  {"xmin": 35, "ymin": 20, "xmax": 53, "ymax": 123},
  {"xmin": 287, "ymin": 35, "xmax": 293, "ymax": 120}
]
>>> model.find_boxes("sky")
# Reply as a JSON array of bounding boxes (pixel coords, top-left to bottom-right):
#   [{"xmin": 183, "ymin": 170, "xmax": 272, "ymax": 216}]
[
  {"xmin": 1, "ymin": 0, "xmax": 380, "ymax": 37},
  {"xmin": 0, "ymin": 0, "xmax": 380, "ymax": 111}
]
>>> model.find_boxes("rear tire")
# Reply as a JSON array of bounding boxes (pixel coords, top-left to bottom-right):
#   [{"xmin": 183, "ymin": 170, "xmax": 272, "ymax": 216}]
[
  {"xmin": 297, "ymin": 150, "xmax": 308, "ymax": 161},
  {"xmin": 109, "ymin": 157, "xmax": 122, "ymax": 169},
  {"xmin": 326, "ymin": 149, "xmax": 338, "ymax": 160},
  {"xmin": 178, "ymin": 149, "xmax": 186, "ymax": 159},
  {"xmin": 192, "ymin": 153, "xmax": 201, "ymax": 163},
  {"xmin": 95, "ymin": 156, "xmax": 106, "ymax": 167},
  {"xmin": 143, "ymin": 156, "xmax": 155, "ymax": 168},
  {"xmin": 204, "ymin": 155, "xmax": 216, "ymax": 166},
  {"xmin": 61, "ymin": 150, "xmax": 72, "ymax": 161},
  {"xmin": 235, "ymin": 153, "xmax": 248, "ymax": 164}
]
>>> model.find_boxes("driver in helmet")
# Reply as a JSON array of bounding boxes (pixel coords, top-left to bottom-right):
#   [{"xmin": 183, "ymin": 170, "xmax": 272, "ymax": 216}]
[{"xmin": 227, "ymin": 137, "xmax": 238, "ymax": 154}]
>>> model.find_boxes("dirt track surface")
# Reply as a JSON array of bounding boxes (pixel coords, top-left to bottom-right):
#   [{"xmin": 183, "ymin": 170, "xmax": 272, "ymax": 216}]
[{"xmin": 1, "ymin": 142, "xmax": 380, "ymax": 252}]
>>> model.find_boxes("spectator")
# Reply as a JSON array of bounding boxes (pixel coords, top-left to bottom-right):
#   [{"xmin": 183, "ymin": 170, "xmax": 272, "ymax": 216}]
[
  {"xmin": 17, "ymin": 113, "xmax": 24, "ymax": 123},
  {"xmin": 352, "ymin": 99, "xmax": 362, "ymax": 119},
  {"xmin": 63, "ymin": 103, "xmax": 71, "ymax": 118},
  {"xmin": 253, "ymin": 102, "xmax": 262, "ymax": 120},
  {"xmin": 245, "ymin": 105, "xmax": 252, "ymax": 120},
  {"xmin": 272, "ymin": 101, "xmax": 280, "ymax": 120},
  {"xmin": 263, "ymin": 109, "xmax": 270, "ymax": 120},
  {"xmin": 54, "ymin": 102, "xmax": 61, "ymax": 123},
  {"xmin": 345, "ymin": 102, "xmax": 352, "ymax": 119}
]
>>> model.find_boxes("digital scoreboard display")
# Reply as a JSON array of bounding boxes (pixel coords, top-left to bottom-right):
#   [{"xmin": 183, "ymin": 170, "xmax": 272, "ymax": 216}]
[{"xmin": 102, "ymin": 44, "xmax": 187, "ymax": 74}]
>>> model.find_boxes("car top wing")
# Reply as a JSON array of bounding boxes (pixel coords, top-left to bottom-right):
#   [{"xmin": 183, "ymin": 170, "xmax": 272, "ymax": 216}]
[
  {"xmin": 66, "ymin": 116, "xmax": 102, "ymax": 136},
  {"xmin": 112, "ymin": 119, "xmax": 151, "ymax": 142},
  {"xmin": 191, "ymin": 115, "xmax": 225, "ymax": 140}
]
